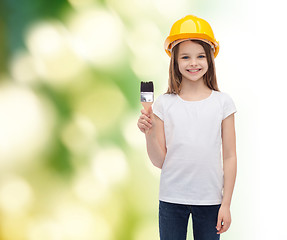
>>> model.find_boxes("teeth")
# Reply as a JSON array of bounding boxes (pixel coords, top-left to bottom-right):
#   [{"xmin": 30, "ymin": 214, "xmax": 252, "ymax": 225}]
[{"xmin": 188, "ymin": 69, "xmax": 200, "ymax": 72}]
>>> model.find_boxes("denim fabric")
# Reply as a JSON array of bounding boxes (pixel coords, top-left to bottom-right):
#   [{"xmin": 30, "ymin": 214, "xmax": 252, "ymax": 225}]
[{"xmin": 159, "ymin": 200, "xmax": 221, "ymax": 240}]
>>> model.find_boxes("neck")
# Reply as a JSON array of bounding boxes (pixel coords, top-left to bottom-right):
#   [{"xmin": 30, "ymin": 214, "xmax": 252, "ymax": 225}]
[{"xmin": 180, "ymin": 77, "xmax": 210, "ymax": 95}]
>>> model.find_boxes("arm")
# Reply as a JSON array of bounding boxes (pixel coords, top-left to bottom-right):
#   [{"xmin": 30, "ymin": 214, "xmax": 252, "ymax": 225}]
[
  {"xmin": 138, "ymin": 107, "xmax": 167, "ymax": 169},
  {"xmin": 145, "ymin": 113, "xmax": 167, "ymax": 169},
  {"xmin": 222, "ymin": 113, "xmax": 237, "ymax": 207},
  {"xmin": 216, "ymin": 113, "xmax": 237, "ymax": 234}
]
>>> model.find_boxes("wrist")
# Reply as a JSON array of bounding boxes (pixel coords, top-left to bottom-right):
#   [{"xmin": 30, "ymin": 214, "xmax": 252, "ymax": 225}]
[
  {"xmin": 221, "ymin": 201, "xmax": 231, "ymax": 208},
  {"xmin": 145, "ymin": 128, "xmax": 156, "ymax": 137}
]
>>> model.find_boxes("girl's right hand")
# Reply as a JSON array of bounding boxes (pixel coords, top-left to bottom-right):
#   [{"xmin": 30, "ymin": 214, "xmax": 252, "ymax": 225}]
[{"xmin": 137, "ymin": 106, "xmax": 154, "ymax": 134}]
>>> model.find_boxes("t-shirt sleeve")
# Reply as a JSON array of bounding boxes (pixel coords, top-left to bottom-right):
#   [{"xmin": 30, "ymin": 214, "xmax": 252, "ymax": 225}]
[
  {"xmin": 152, "ymin": 95, "xmax": 164, "ymax": 121},
  {"xmin": 222, "ymin": 93, "xmax": 237, "ymax": 120}
]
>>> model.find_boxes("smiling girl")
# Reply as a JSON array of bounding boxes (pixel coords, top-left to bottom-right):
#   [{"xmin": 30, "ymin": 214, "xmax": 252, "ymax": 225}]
[{"xmin": 137, "ymin": 15, "xmax": 237, "ymax": 240}]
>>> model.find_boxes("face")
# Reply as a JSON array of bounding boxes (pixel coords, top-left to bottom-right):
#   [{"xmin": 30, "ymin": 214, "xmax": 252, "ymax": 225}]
[{"xmin": 177, "ymin": 40, "xmax": 208, "ymax": 83}]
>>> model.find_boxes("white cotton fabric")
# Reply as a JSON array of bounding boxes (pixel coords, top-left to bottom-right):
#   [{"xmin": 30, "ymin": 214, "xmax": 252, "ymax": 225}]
[{"xmin": 152, "ymin": 90, "xmax": 237, "ymax": 205}]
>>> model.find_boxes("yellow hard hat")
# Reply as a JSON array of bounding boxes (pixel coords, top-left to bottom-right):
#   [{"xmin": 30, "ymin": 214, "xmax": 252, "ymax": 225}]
[{"xmin": 164, "ymin": 15, "xmax": 219, "ymax": 58}]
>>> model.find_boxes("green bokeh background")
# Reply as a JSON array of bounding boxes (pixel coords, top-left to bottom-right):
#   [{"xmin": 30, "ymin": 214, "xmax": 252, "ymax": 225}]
[{"xmin": 0, "ymin": 0, "xmax": 255, "ymax": 239}]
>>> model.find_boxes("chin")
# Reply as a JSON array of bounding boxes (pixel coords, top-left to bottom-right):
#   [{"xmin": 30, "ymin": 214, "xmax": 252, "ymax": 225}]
[{"xmin": 183, "ymin": 76, "xmax": 204, "ymax": 82}]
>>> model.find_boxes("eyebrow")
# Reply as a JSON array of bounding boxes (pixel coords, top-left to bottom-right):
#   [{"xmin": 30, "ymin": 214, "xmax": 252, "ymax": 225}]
[{"xmin": 179, "ymin": 52, "xmax": 206, "ymax": 55}]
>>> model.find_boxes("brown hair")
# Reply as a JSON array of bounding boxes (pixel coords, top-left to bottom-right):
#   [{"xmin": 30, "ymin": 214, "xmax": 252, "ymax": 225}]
[{"xmin": 165, "ymin": 40, "xmax": 220, "ymax": 94}]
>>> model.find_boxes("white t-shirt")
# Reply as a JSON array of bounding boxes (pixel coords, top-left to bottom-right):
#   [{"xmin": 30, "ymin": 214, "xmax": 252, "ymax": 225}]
[{"xmin": 152, "ymin": 89, "xmax": 237, "ymax": 205}]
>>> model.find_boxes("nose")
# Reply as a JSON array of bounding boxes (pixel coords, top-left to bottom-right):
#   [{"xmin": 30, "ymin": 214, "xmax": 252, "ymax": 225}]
[{"xmin": 189, "ymin": 58, "xmax": 198, "ymax": 66}]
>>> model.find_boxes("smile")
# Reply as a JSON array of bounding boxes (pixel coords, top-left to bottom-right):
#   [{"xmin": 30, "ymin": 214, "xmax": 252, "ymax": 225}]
[{"xmin": 187, "ymin": 69, "xmax": 201, "ymax": 74}]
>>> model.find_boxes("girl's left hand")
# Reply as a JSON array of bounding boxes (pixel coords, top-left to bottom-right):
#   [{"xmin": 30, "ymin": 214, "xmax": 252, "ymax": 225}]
[{"xmin": 216, "ymin": 205, "xmax": 231, "ymax": 234}]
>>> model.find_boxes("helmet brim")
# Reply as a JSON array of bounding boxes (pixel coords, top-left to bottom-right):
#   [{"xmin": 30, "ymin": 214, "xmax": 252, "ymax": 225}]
[{"xmin": 164, "ymin": 33, "xmax": 219, "ymax": 58}]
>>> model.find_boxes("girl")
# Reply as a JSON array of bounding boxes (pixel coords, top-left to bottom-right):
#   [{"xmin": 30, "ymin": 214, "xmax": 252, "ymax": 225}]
[{"xmin": 137, "ymin": 15, "xmax": 237, "ymax": 240}]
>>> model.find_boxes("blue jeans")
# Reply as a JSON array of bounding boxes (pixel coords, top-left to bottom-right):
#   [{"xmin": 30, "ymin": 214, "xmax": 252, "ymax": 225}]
[{"xmin": 159, "ymin": 200, "xmax": 221, "ymax": 240}]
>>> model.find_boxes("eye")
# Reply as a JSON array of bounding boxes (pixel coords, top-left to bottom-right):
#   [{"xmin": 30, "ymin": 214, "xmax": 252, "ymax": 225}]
[
  {"xmin": 181, "ymin": 56, "xmax": 189, "ymax": 59},
  {"xmin": 198, "ymin": 55, "xmax": 206, "ymax": 58}
]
